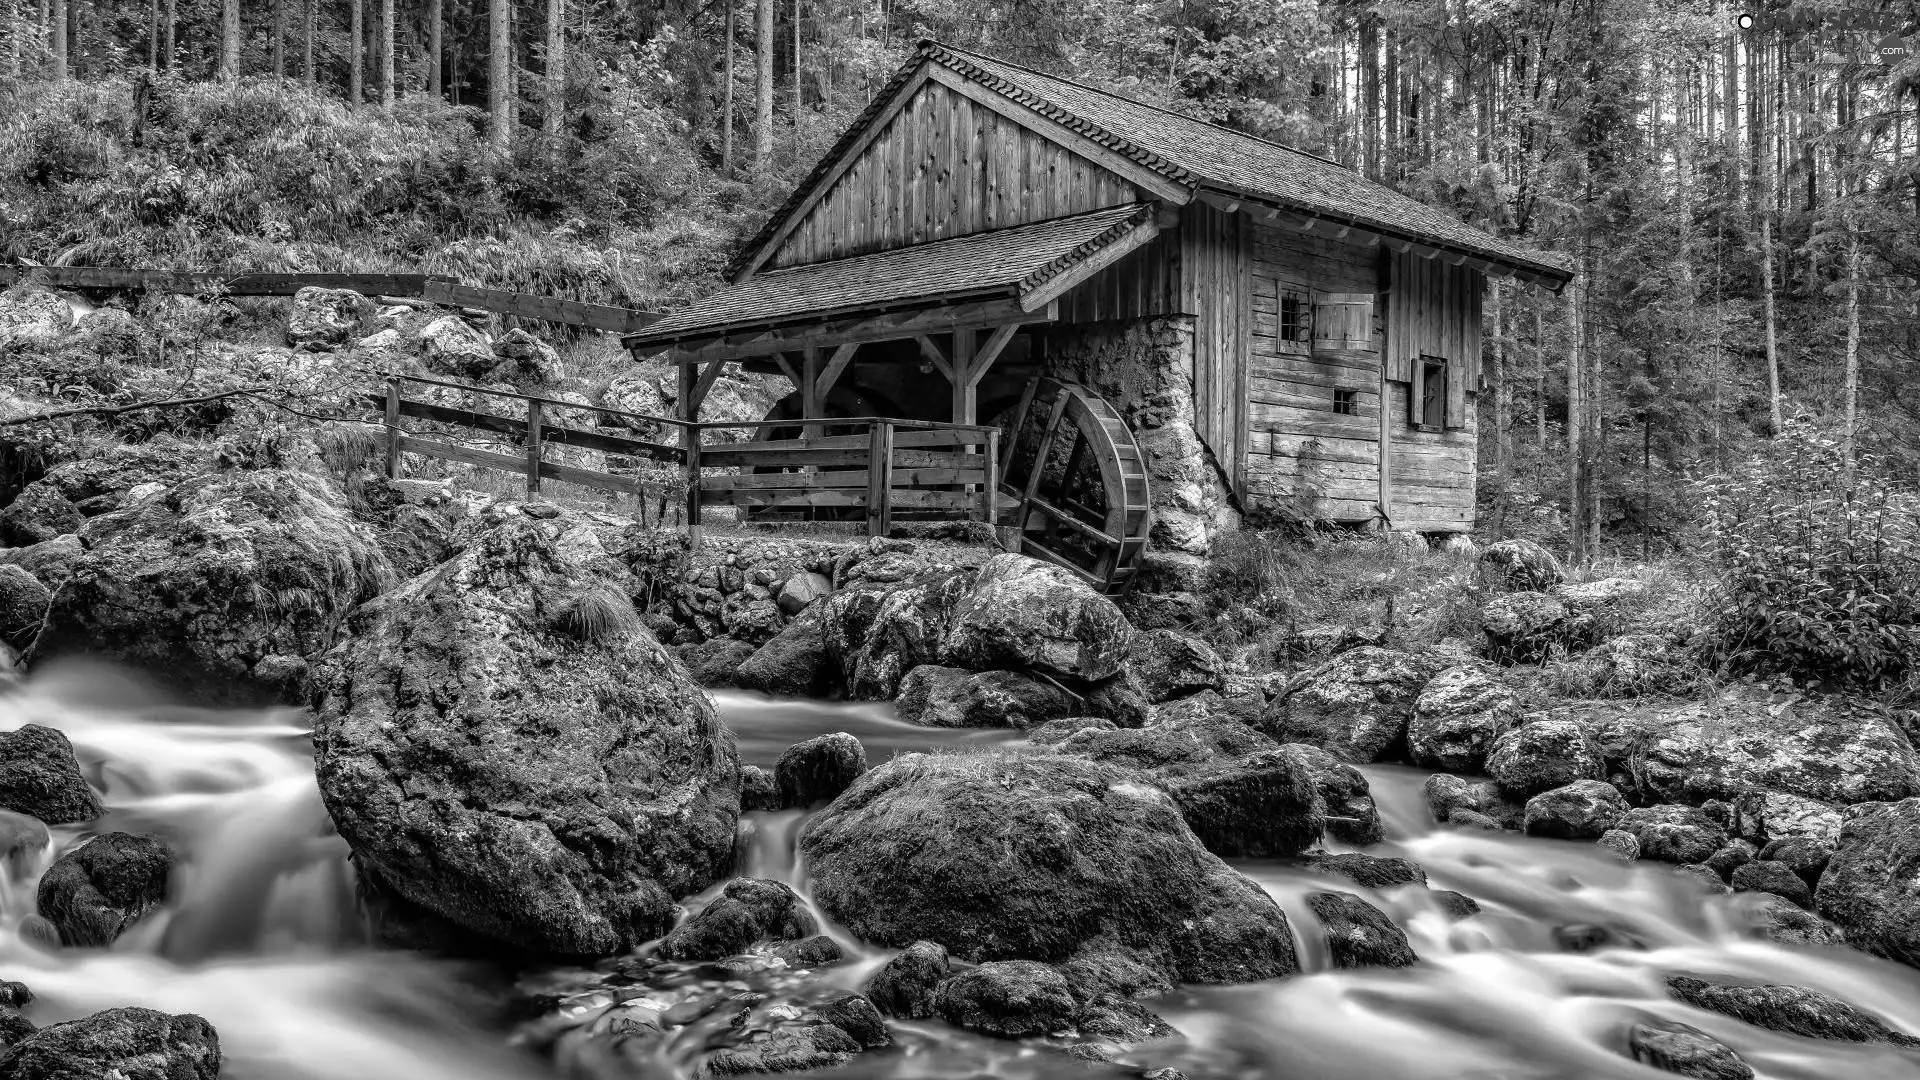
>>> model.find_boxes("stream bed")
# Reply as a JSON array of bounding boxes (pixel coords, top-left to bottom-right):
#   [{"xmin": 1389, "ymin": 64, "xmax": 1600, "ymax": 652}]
[{"xmin": 2, "ymin": 661, "xmax": 1919, "ymax": 1079}]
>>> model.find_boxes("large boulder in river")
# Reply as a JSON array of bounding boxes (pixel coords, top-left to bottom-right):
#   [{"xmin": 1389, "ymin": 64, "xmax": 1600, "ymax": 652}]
[
  {"xmin": 798, "ymin": 751, "xmax": 1298, "ymax": 984},
  {"xmin": 1665, "ymin": 975, "xmax": 1920, "ymax": 1046},
  {"xmin": 863, "ymin": 940, "xmax": 949, "ymax": 1019},
  {"xmin": 35, "ymin": 832, "xmax": 173, "ymax": 946},
  {"xmin": 37, "ymin": 470, "xmax": 392, "ymax": 704},
  {"xmin": 826, "ymin": 572, "xmax": 974, "ymax": 699},
  {"xmin": 1477, "ymin": 538, "xmax": 1564, "ymax": 592},
  {"xmin": 1523, "ymin": 779, "xmax": 1627, "ymax": 840},
  {"xmin": 1628, "ymin": 690, "xmax": 1920, "ymax": 808},
  {"xmin": 1263, "ymin": 647, "xmax": 1447, "ymax": 763},
  {"xmin": 1814, "ymin": 797, "xmax": 1920, "ymax": 966},
  {"xmin": 0, "ymin": 1007, "xmax": 219, "ymax": 1080},
  {"xmin": 895, "ymin": 665, "xmax": 1076, "ymax": 729},
  {"xmin": 933, "ymin": 961, "xmax": 1078, "ymax": 1038},
  {"xmin": 312, "ymin": 512, "xmax": 739, "ymax": 958},
  {"xmin": 1279, "ymin": 743, "xmax": 1384, "ymax": 846},
  {"xmin": 942, "ymin": 554, "xmax": 1132, "ymax": 683},
  {"xmin": 0, "ymin": 724, "xmax": 103, "ymax": 824},
  {"xmin": 1407, "ymin": 666, "xmax": 1522, "ymax": 772},
  {"xmin": 775, "ymin": 733, "xmax": 866, "ymax": 808},
  {"xmin": 1617, "ymin": 805, "xmax": 1728, "ymax": 865}
]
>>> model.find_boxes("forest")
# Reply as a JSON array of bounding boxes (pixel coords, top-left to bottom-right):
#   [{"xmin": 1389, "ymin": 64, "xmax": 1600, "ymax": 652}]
[{"xmin": 2, "ymin": 0, "xmax": 1918, "ymax": 560}]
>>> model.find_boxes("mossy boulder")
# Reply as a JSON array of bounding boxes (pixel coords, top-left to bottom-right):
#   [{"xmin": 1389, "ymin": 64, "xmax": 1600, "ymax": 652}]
[
  {"xmin": 1814, "ymin": 797, "xmax": 1920, "ymax": 967},
  {"xmin": 798, "ymin": 751, "xmax": 1297, "ymax": 984},
  {"xmin": 0, "ymin": 1007, "xmax": 219, "ymax": 1080},
  {"xmin": 312, "ymin": 511, "xmax": 738, "ymax": 958},
  {"xmin": 1264, "ymin": 647, "xmax": 1448, "ymax": 763}
]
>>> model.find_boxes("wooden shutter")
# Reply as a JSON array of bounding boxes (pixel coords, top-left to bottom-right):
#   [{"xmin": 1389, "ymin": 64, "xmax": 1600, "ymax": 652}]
[{"xmin": 1313, "ymin": 291, "xmax": 1374, "ymax": 350}]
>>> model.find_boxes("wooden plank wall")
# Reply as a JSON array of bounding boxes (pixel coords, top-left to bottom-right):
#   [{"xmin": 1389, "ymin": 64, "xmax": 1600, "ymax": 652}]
[
  {"xmin": 1180, "ymin": 201, "xmax": 1250, "ymax": 500},
  {"xmin": 1383, "ymin": 250, "xmax": 1484, "ymax": 427},
  {"xmin": 769, "ymin": 79, "xmax": 1142, "ymax": 268},
  {"xmin": 1240, "ymin": 217, "xmax": 1384, "ymax": 522}
]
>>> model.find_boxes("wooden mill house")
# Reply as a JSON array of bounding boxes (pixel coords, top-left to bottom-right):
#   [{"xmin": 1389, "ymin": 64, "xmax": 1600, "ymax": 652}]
[{"xmin": 624, "ymin": 40, "xmax": 1572, "ymax": 565}]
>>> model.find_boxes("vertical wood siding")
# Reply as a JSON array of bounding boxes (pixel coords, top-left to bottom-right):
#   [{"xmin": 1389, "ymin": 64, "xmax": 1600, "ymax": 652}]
[
  {"xmin": 770, "ymin": 79, "xmax": 1142, "ymax": 268},
  {"xmin": 1180, "ymin": 201, "xmax": 1250, "ymax": 500}
]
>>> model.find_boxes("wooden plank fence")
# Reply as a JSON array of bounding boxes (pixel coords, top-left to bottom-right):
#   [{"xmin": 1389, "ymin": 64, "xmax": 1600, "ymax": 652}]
[
  {"xmin": 0, "ymin": 265, "xmax": 662, "ymax": 334},
  {"xmin": 373, "ymin": 375, "xmax": 999, "ymax": 546}
]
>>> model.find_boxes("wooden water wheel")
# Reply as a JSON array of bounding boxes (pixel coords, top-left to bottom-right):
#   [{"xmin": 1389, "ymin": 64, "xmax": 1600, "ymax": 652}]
[{"xmin": 997, "ymin": 378, "xmax": 1153, "ymax": 594}]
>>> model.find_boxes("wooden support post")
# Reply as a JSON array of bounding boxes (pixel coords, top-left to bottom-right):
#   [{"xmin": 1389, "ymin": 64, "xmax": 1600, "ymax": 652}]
[
  {"xmin": 1377, "ymin": 365, "xmax": 1392, "ymax": 526},
  {"xmin": 383, "ymin": 379, "xmax": 402, "ymax": 478},
  {"xmin": 1001, "ymin": 378, "xmax": 1038, "ymax": 488},
  {"xmin": 865, "ymin": 421, "xmax": 893, "ymax": 538},
  {"xmin": 948, "ymin": 328, "xmax": 977, "ymax": 425},
  {"xmin": 525, "ymin": 397, "xmax": 544, "ymax": 496},
  {"xmin": 678, "ymin": 362, "xmax": 702, "ymax": 549},
  {"xmin": 689, "ymin": 356, "xmax": 726, "ymax": 417},
  {"xmin": 979, "ymin": 429, "xmax": 999, "ymax": 526},
  {"xmin": 800, "ymin": 346, "xmax": 823, "ymax": 439}
]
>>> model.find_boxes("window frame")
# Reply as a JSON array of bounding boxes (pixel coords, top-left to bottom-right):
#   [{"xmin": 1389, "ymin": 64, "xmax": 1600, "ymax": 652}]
[
  {"xmin": 1332, "ymin": 388, "xmax": 1358, "ymax": 416},
  {"xmin": 1415, "ymin": 355, "xmax": 1448, "ymax": 431},
  {"xmin": 1279, "ymin": 287, "xmax": 1313, "ymax": 345}
]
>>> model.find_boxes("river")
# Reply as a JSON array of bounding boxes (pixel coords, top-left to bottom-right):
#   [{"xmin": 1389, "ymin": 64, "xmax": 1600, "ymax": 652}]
[{"xmin": 1, "ymin": 660, "xmax": 1917, "ymax": 1079}]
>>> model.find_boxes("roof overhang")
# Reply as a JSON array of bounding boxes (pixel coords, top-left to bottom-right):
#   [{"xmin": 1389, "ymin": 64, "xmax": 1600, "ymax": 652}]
[
  {"xmin": 1194, "ymin": 188, "xmax": 1574, "ymax": 292},
  {"xmin": 626, "ymin": 293, "xmax": 1056, "ymax": 363}
]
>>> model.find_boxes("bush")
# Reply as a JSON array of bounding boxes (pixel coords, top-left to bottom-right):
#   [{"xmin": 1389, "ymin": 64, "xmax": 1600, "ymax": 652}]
[{"xmin": 1698, "ymin": 420, "xmax": 1920, "ymax": 689}]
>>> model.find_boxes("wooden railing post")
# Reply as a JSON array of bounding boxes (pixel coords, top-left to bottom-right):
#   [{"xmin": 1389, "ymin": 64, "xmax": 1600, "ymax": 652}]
[
  {"xmin": 525, "ymin": 398, "xmax": 544, "ymax": 496},
  {"xmin": 979, "ymin": 428, "xmax": 998, "ymax": 526},
  {"xmin": 383, "ymin": 379, "xmax": 402, "ymax": 479},
  {"xmin": 865, "ymin": 421, "xmax": 893, "ymax": 538}
]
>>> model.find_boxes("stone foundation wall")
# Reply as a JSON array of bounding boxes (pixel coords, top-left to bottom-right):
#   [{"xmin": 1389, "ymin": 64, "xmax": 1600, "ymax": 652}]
[{"xmin": 1034, "ymin": 316, "xmax": 1238, "ymax": 557}]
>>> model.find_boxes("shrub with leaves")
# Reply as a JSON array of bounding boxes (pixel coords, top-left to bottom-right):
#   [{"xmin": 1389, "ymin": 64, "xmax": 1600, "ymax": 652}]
[{"xmin": 1698, "ymin": 420, "xmax": 1920, "ymax": 689}]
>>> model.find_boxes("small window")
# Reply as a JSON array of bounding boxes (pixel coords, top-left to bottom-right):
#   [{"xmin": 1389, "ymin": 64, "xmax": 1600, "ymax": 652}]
[
  {"xmin": 1332, "ymin": 389, "xmax": 1357, "ymax": 415},
  {"xmin": 1279, "ymin": 289, "xmax": 1312, "ymax": 342},
  {"xmin": 1417, "ymin": 356, "xmax": 1448, "ymax": 430}
]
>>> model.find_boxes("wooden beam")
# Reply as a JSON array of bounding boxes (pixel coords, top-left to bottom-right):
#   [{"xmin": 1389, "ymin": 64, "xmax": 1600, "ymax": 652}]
[
  {"xmin": 732, "ymin": 67, "xmax": 933, "ymax": 282},
  {"xmin": 767, "ymin": 352, "xmax": 800, "ymax": 384},
  {"xmin": 800, "ymin": 347, "xmax": 823, "ymax": 438},
  {"xmin": 914, "ymin": 335, "xmax": 953, "ymax": 380},
  {"xmin": 688, "ymin": 356, "xmax": 727, "ymax": 416},
  {"xmin": 1018, "ymin": 215, "xmax": 1161, "ymax": 311},
  {"xmin": 816, "ymin": 343, "xmax": 859, "ymax": 400},
  {"xmin": 967, "ymin": 323, "xmax": 1021, "ymax": 387},
  {"xmin": 925, "ymin": 65, "xmax": 1195, "ymax": 205},
  {"xmin": 641, "ymin": 297, "xmax": 1057, "ymax": 364}
]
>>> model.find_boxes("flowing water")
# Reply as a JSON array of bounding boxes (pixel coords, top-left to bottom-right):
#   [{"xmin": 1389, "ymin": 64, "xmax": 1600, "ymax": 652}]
[{"xmin": 2, "ymin": 661, "xmax": 1918, "ymax": 1079}]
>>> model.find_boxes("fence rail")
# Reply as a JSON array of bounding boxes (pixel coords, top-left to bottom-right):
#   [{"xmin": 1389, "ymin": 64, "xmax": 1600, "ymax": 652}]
[
  {"xmin": 0, "ymin": 265, "xmax": 662, "ymax": 334},
  {"xmin": 373, "ymin": 375, "xmax": 999, "ymax": 545}
]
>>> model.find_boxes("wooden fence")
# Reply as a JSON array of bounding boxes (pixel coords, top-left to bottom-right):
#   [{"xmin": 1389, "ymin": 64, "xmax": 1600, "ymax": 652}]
[
  {"xmin": 0, "ymin": 265, "xmax": 661, "ymax": 334},
  {"xmin": 372, "ymin": 375, "xmax": 998, "ymax": 544}
]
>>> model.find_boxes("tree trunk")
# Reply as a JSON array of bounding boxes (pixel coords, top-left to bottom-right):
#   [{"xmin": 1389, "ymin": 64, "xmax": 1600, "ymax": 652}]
[
  {"xmin": 1534, "ymin": 302, "xmax": 1547, "ymax": 447},
  {"xmin": 378, "ymin": 0, "xmax": 393, "ymax": 104},
  {"xmin": 791, "ymin": 0, "xmax": 800, "ymax": 135},
  {"xmin": 50, "ymin": 0, "xmax": 65, "ymax": 77},
  {"xmin": 145, "ymin": 0, "xmax": 155, "ymax": 68},
  {"xmin": 1360, "ymin": 16, "xmax": 1378, "ymax": 179},
  {"xmin": 754, "ymin": 0, "xmax": 772, "ymax": 167},
  {"xmin": 219, "ymin": 0, "xmax": 238, "ymax": 80},
  {"xmin": 349, "ymin": 0, "xmax": 363, "ymax": 102},
  {"xmin": 8, "ymin": 0, "xmax": 19, "ymax": 78},
  {"xmin": 426, "ymin": 0, "xmax": 440, "ymax": 95},
  {"xmin": 162, "ymin": 0, "xmax": 173, "ymax": 69},
  {"xmin": 300, "ymin": 0, "xmax": 311, "ymax": 83},
  {"xmin": 721, "ymin": 0, "xmax": 735, "ymax": 174},
  {"xmin": 1759, "ymin": 213, "xmax": 1781, "ymax": 436},
  {"xmin": 542, "ymin": 0, "xmax": 562, "ymax": 140},
  {"xmin": 1567, "ymin": 262, "xmax": 1592, "ymax": 567},
  {"xmin": 1842, "ymin": 211, "xmax": 1860, "ymax": 485},
  {"xmin": 487, "ymin": 0, "xmax": 509, "ymax": 147},
  {"xmin": 270, "ymin": 0, "xmax": 283, "ymax": 76}
]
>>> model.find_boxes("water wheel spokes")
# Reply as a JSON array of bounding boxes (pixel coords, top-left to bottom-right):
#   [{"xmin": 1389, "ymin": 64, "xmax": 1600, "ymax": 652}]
[{"xmin": 997, "ymin": 378, "xmax": 1152, "ymax": 594}]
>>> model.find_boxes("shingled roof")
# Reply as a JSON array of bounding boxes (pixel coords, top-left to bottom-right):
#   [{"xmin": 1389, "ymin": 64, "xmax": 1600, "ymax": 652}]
[
  {"xmin": 629, "ymin": 204, "xmax": 1157, "ymax": 346},
  {"xmin": 727, "ymin": 40, "xmax": 1571, "ymax": 285}
]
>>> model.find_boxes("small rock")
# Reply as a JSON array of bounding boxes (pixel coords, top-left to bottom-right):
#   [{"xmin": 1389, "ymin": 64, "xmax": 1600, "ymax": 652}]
[
  {"xmin": 1028, "ymin": 717, "xmax": 1119, "ymax": 746},
  {"xmin": 1486, "ymin": 720, "xmax": 1602, "ymax": 798},
  {"xmin": 492, "ymin": 328, "xmax": 562, "ymax": 382},
  {"xmin": 1757, "ymin": 836, "xmax": 1831, "ymax": 887},
  {"xmin": 1627, "ymin": 1019, "xmax": 1754, "ymax": 1080},
  {"xmin": 1482, "ymin": 592, "xmax": 1572, "ymax": 663},
  {"xmin": 1703, "ymin": 841, "xmax": 1757, "ymax": 881},
  {"xmin": 1073, "ymin": 995, "xmax": 1178, "ymax": 1044},
  {"xmin": 704, "ymin": 1024, "xmax": 860, "ymax": 1076},
  {"xmin": 1619, "ymin": 806, "xmax": 1730, "ymax": 866},
  {"xmin": 1523, "ymin": 779, "xmax": 1627, "ymax": 840},
  {"xmin": 1674, "ymin": 865, "xmax": 1733, "ymax": 894},
  {"xmin": 655, "ymin": 879, "xmax": 814, "ymax": 962},
  {"xmin": 769, "ymin": 935, "xmax": 844, "ymax": 968},
  {"xmin": 811, "ymin": 995, "xmax": 889, "ymax": 1049},
  {"xmin": 1478, "ymin": 538, "xmax": 1565, "ymax": 591},
  {"xmin": 0, "ymin": 983, "xmax": 29, "ymax": 1008},
  {"xmin": 863, "ymin": 941, "xmax": 948, "ymax": 1020},
  {"xmin": 0, "ymin": 1006, "xmax": 219, "ymax": 1079},
  {"xmin": 1731, "ymin": 860, "xmax": 1812, "ymax": 910},
  {"xmin": 1408, "ymin": 666, "xmax": 1522, "ymax": 772},
  {"xmin": 1304, "ymin": 853, "xmax": 1427, "ymax": 890},
  {"xmin": 774, "ymin": 733, "xmax": 866, "ymax": 809},
  {"xmin": 774, "ymin": 572, "xmax": 831, "ymax": 616},
  {"xmin": 1734, "ymin": 892, "xmax": 1846, "ymax": 947},
  {"xmin": 1307, "ymin": 890, "xmax": 1418, "ymax": 968},
  {"xmin": 1125, "ymin": 629, "xmax": 1226, "ymax": 703},
  {"xmin": 1665, "ymin": 975, "xmax": 1920, "ymax": 1046},
  {"xmin": 1597, "ymin": 829, "xmax": 1641, "ymax": 862},
  {"xmin": 735, "ymin": 610, "xmax": 834, "ymax": 697},
  {"xmin": 285, "ymin": 287, "xmax": 365, "ymax": 350},
  {"xmin": 739, "ymin": 765, "xmax": 780, "ymax": 813},
  {"xmin": 1448, "ymin": 809, "xmax": 1505, "ymax": 831},
  {"xmin": 0, "ymin": 566, "xmax": 50, "ymax": 651},
  {"xmin": 1430, "ymin": 890, "xmax": 1482, "ymax": 920},
  {"xmin": 35, "ymin": 832, "xmax": 172, "ymax": 946},
  {"xmin": 895, "ymin": 666, "xmax": 1076, "ymax": 730},
  {"xmin": 417, "ymin": 315, "xmax": 496, "ymax": 378},
  {"xmin": 678, "ymin": 637, "xmax": 757, "ymax": 689},
  {"xmin": 1264, "ymin": 647, "xmax": 1448, "ymax": 763},
  {"xmin": 0, "ymin": 725, "xmax": 102, "ymax": 825},
  {"xmin": 1279, "ymin": 743, "xmax": 1385, "ymax": 846},
  {"xmin": 1425, "ymin": 774, "xmax": 1523, "ymax": 828},
  {"xmin": 934, "ymin": 961, "xmax": 1078, "ymax": 1039}
]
